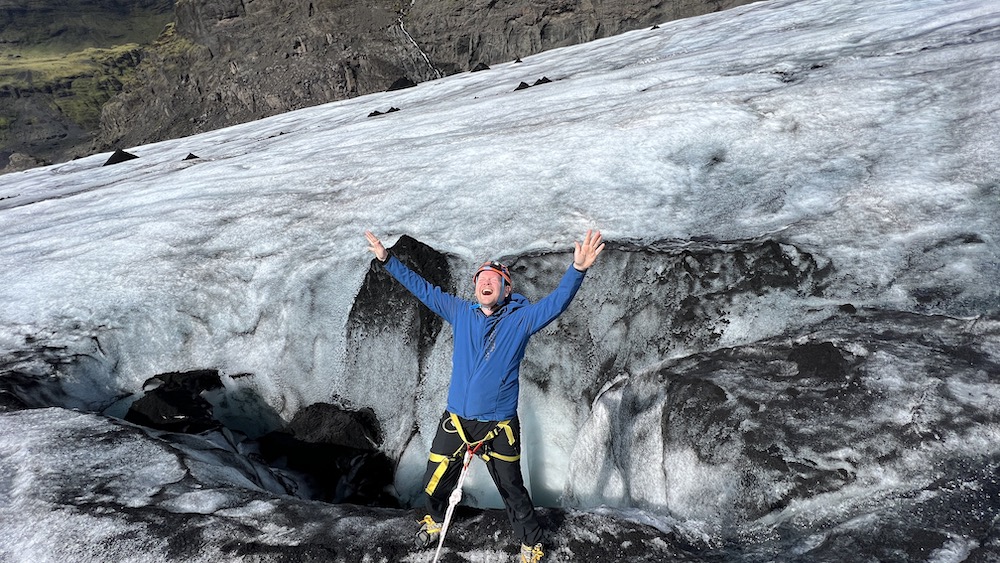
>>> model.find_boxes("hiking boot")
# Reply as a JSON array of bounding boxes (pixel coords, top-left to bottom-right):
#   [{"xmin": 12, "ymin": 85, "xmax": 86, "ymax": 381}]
[
  {"xmin": 520, "ymin": 543, "xmax": 544, "ymax": 562},
  {"xmin": 415, "ymin": 515, "xmax": 442, "ymax": 548}
]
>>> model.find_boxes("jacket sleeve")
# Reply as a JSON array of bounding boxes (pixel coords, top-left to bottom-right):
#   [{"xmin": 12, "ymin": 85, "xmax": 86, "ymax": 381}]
[
  {"xmin": 382, "ymin": 255, "xmax": 465, "ymax": 323},
  {"xmin": 524, "ymin": 264, "xmax": 587, "ymax": 333}
]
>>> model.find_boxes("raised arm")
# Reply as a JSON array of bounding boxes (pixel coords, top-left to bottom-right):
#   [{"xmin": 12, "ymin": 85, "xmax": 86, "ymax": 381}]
[
  {"xmin": 573, "ymin": 229, "xmax": 605, "ymax": 271},
  {"xmin": 363, "ymin": 230, "xmax": 464, "ymax": 322},
  {"xmin": 523, "ymin": 229, "xmax": 605, "ymax": 334}
]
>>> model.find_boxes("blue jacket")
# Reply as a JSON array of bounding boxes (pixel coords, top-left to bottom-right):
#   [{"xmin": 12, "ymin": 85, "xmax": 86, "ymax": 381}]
[{"xmin": 383, "ymin": 256, "xmax": 586, "ymax": 421}]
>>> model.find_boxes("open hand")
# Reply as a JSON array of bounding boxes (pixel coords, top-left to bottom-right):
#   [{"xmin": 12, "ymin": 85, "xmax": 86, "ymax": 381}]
[
  {"xmin": 573, "ymin": 229, "xmax": 605, "ymax": 271},
  {"xmin": 365, "ymin": 231, "xmax": 388, "ymax": 262}
]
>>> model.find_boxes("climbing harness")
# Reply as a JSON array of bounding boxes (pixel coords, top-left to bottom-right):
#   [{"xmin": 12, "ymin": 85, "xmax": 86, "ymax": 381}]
[
  {"xmin": 428, "ymin": 414, "xmax": 521, "ymax": 563},
  {"xmin": 425, "ymin": 414, "xmax": 519, "ymax": 496}
]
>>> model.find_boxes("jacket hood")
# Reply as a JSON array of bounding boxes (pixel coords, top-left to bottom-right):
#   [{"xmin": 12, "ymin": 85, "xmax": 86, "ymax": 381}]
[{"xmin": 506, "ymin": 293, "xmax": 529, "ymax": 309}]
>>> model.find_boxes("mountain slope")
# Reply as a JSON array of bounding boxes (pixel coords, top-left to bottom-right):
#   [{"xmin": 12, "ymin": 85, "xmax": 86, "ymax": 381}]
[
  {"xmin": 95, "ymin": 0, "xmax": 755, "ymax": 155},
  {"xmin": 1, "ymin": 0, "xmax": 754, "ymax": 173}
]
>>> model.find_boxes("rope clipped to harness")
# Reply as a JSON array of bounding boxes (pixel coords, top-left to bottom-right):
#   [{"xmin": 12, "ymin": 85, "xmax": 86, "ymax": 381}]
[{"xmin": 430, "ymin": 441, "xmax": 483, "ymax": 563}]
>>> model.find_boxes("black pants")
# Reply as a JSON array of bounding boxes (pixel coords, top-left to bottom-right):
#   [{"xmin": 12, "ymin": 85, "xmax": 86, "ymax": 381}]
[{"xmin": 422, "ymin": 411, "xmax": 543, "ymax": 546}]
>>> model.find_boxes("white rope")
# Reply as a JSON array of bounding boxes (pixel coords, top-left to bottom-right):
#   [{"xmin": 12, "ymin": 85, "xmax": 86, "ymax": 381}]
[{"xmin": 430, "ymin": 448, "xmax": 474, "ymax": 563}]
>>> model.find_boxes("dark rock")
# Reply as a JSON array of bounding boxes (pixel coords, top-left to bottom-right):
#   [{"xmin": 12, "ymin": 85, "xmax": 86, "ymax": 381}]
[
  {"xmin": 471, "ymin": 62, "xmax": 490, "ymax": 72},
  {"xmin": 103, "ymin": 148, "xmax": 139, "ymax": 166},
  {"xmin": 284, "ymin": 402, "xmax": 383, "ymax": 450},
  {"xmin": 258, "ymin": 402, "xmax": 396, "ymax": 506},
  {"xmin": 514, "ymin": 81, "xmax": 531, "ymax": 91},
  {"xmin": 183, "ymin": 153, "xmax": 199, "ymax": 160},
  {"xmin": 533, "ymin": 76, "xmax": 551, "ymax": 85},
  {"xmin": 368, "ymin": 107, "xmax": 400, "ymax": 117},
  {"xmin": 124, "ymin": 370, "xmax": 223, "ymax": 434},
  {"xmin": 386, "ymin": 77, "xmax": 416, "ymax": 91},
  {"xmin": 0, "ymin": 388, "xmax": 29, "ymax": 412},
  {"xmin": 788, "ymin": 341, "xmax": 851, "ymax": 380}
]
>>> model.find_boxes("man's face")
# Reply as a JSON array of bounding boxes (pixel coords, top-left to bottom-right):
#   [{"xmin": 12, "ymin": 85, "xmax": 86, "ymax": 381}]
[{"xmin": 475, "ymin": 270, "xmax": 510, "ymax": 308}]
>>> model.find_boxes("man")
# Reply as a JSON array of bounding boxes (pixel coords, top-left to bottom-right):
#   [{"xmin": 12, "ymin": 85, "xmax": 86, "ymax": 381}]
[{"xmin": 364, "ymin": 229, "xmax": 605, "ymax": 563}]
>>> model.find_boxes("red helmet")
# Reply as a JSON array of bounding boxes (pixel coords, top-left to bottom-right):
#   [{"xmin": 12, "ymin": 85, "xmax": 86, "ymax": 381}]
[{"xmin": 473, "ymin": 261, "xmax": 512, "ymax": 287}]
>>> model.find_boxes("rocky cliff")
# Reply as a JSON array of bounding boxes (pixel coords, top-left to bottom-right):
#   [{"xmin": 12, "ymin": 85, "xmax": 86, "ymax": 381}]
[
  {"xmin": 95, "ymin": 0, "xmax": 755, "ymax": 151},
  {"xmin": 0, "ymin": 0, "xmax": 173, "ymax": 171}
]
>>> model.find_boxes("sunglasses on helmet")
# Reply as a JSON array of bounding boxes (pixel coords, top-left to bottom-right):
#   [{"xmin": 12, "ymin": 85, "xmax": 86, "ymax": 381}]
[{"xmin": 473, "ymin": 261, "xmax": 512, "ymax": 286}]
